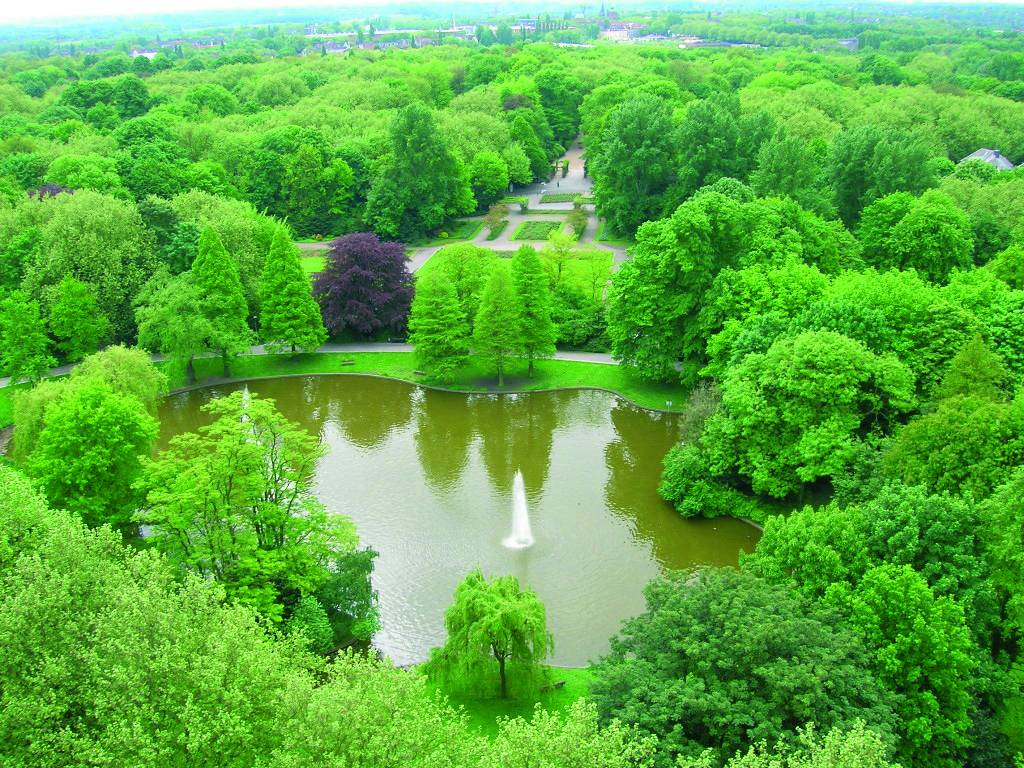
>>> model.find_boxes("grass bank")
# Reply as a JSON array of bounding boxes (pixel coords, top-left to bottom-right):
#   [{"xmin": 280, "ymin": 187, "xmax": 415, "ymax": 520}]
[
  {"xmin": 0, "ymin": 350, "xmax": 687, "ymax": 429},
  {"xmin": 172, "ymin": 352, "xmax": 686, "ymax": 412},
  {"xmin": 424, "ymin": 666, "xmax": 594, "ymax": 738}
]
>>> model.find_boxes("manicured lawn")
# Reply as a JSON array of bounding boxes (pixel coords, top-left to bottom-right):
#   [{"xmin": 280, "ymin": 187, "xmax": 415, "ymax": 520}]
[
  {"xmin": 595, "ymin": 220, "xmax": 634, "ymax": 247},
  {"xmin": 512, "ymin": 221, "xmax": 562, "ymax": 241},
  {"xmin": 539, "ymin": 193, "xmax": 578, "ymax": 203},
  {"xmin": 485, "ymin": 220, "xmax": 509, "ymax": 241},
  {"xmin": 424, "ymin": 667, "xmax": 595, "ymax": 738},
  {"xmin": 411, "ymin": 220, "xmax": 483, "ymax": 247},
  {"xmin": 301, "ymin": 255, "xmax": 326, "ymax": 276}
]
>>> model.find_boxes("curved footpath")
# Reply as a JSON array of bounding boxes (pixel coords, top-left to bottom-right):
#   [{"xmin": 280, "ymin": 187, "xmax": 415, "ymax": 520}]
[{"xmin": 0, "ymin": 343, "xmax": 617, "ymax": 390}]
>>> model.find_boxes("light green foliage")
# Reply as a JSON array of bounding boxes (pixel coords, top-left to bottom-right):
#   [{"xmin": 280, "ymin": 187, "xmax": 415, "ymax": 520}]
[
  {"xmin": 425, "ymin": 569, "xmax": 552, "ymax": 699},
  {"xmin": 750, "ymin": 130, "xmax": 831, "ymax": 216},
  {"xmin": 473, "ymin": 267, "xmax": 522, "ymax": 387},
  {"xmin": 858, "ymin": 191, "xmax": 973, "ymax": 282},
  {"xmin": 409, "ymin": 271, "xmax": 469, "ymax": 383},
  {"xmin": 683, "ymin": 722, "xmax": 899, "ymax": 768},
  {"xmin": 44, "ymin": 153, "xmax": 124, "ymax": 195},
  {"xmin": 365, "ymin": 102, "xmax": 474, "ymax": 239},
  {"xmin": 0, "ymin": 290, "xmax": 54, "ymax": 383},
  {"xmin": 590, "ymin": 569, "xmax": 895, "ymax": 768},
  {"xmin": 703, "ymin": 331, "xmax": 915, "ymax": 498},
  {"xmin": 20, "ymin": 190, "xmax": 157, "ymax": 340},
  {"xmin": 509, "ymin": 113, "xmax": 549, "ymax": 181},
  {"xmin": 138, "ymin": 391, "xmax": 374, "ymax": 633},
  {"xmin": 46, "ymin": 275, "xmax": 108, "ymax": 362},
  {"xmin": 27, "ymin": 378, "xmax": 157, "ymax": 532},
  {"xmin": 0, "ymin": 464, "xmax": 473, "ymax": 767},
  {"xmin": 590, "ymin": 93, "xmax": 677, "ymax": 235},
  {"xmin": 259, "ymin": 228, "xmax": 327, "ymax": 354},
  {"xmin": 427, "ymin": 243, "xmax": 496, "ymax": 330},
  {"xmin": 69, "ymin": 344, "xmax": 168, "ymax": 412},
  {"xmin": 794, "ymin": 269, "xmax": 977, "ymax": 395},
  {"xmin": 826, "ymin": 565, "xmax": 976, "ymax": 768},
  {"xmin": 135, "ymin": 270, "xmax": 212, "ymax": 384},
  {"xmin": 470, "ymin": 150, "xmax": 510, "ymax": 208},
  {"xmin": 483, "ymin": 700, "xmax": 657, "ymax": 768},
  {"xmin": 512, "ymin": 245, "xmax": 556, "ymax": 375},
  {"xmin": 191, "ymin": 227, "xmax": 253, "ymax": 376},
  {"xmin": 981, "ymin": 470, "xmax": 1024, "ymax": 638},
  {"xmin": 884, "ymin": 338, "xmax": 1024, "ymax": 499},
  {"xmin": 285, "ymin": 595, "xmax": 334, "ymax": 655}
]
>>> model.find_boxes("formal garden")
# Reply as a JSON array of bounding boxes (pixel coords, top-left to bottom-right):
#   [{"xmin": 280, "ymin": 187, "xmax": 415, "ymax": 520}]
[{"xmin": 2, "ymin": 5, "xmax": 1024, "ymax": 767}]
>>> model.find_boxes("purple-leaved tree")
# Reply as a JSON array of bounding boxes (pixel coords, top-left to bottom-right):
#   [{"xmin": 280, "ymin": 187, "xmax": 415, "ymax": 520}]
[{"xmin": 313, "ymin": 232, "xmax": 413, "ymax": 338}]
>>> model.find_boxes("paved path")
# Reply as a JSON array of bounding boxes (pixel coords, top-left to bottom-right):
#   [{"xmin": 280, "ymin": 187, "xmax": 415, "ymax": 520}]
[
  {"xmin": 0, "ymin": 344, "xmax": 617, "ymax": 389},
  {"xmin": 295, "ymin": 139, "xmax": 631, "ymax": 274}
]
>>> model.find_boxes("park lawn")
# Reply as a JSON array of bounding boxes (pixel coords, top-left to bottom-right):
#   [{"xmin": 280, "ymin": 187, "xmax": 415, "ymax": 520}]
[
  {"xmin": 484, "ymin": 220, "xmax": 509, "ymax": 241},
  {"xmin": 539, "ymin": 193, "xmax": 578, "ymax": 203},
  {"xmin": 173, "ymin": 352, "xmax": 686, "ymax": 412},
  {"xmin": 513, "ymin": 221, "xmax": 562, "ymax": 240},
  {"xmin": 595, "ymin": 220, "xmax": 634, "ymax": 247},
  {"xmin": 301, "ymin": 255, "xmax": 326, "ymax": 276},
  {"xmin": 411, "ymin": 220, "xmax": 483, "ymax": 247},
  {"xmin": 424, "ymin": 667, "xmax": 595, "ymax": 738}
]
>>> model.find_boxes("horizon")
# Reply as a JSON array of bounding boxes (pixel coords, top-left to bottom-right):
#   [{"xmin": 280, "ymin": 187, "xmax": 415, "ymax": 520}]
[{"xmin": 5, "ymin": 0, "xmax": 1024, "ymax": 28}]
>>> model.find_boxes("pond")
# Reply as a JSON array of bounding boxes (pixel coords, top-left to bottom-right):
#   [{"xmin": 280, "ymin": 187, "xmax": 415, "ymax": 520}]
[{"xmin": 159, "ymin": 375, "xmax": 760, "ymax": 667}]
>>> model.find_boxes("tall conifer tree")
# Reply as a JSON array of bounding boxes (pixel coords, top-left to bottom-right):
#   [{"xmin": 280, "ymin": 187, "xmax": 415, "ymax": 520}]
[
  {"xmin": 191, "ymin": 227, "xmax": 252, "ymax": 377},
  {"xmin": 408, "ymin": 271, "xmax": 469, "ymax": 383},
  {"xmin": 473, "ymin": 268, "xmax": 521, "ymax": 387},
  {"xmin": 511, "ymin": 246, "xmax": 556, "ymax": 377},
  {"xmin": 259, "ymin": 229, "xmax": 327, "ymax": 354}
]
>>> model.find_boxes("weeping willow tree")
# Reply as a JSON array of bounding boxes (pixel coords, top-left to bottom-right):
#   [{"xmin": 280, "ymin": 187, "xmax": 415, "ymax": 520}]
[{"xmin": 425, "ymin": 569, "xmax": 552, "ymax": 699}]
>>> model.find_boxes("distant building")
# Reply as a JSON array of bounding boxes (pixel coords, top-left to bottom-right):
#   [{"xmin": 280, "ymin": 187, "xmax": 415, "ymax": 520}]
[
  {"xmin": 414, "ymin": 37, "xmax": 436, "ymax": 47},
  {"xmin": 838, "ymin": 37, "xmax": 859, "ymax": 51},
  {"xmin": 961, "ymin": 148, "xmax": 1015, "ymax": 171},
  {"xmin": 130, "ymin": 49, "xmax": 158, "ymax": 60}
]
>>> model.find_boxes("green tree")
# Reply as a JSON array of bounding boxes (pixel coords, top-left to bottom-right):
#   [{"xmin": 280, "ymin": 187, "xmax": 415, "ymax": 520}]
[
  {"xmin": 0, "ymin": 290, "xmax": 55, "ymax": 383},
  {"xmin": 135, "ymin": 270, "xmax": 212, "ymax": 385},
  {"xmin": 827, "ymin": 565, "xmax": 976, "ymax": 768},
  {"xmin": 365, "ymin": 103, "xmax": 474, "ymax": 239},
  {"xmin": 590, "ymin": 569, "xmax": 895, "ymax": 768},
  {"xmin": 702, "ymin": 331, "xmax": 915, "ymax": 498},
  {"xmin": 425, "ymin": 568, "xmax": 552, "ymax": 699},
  {"xmin": 981, "ymin": 470, "xmax": 1024, "ymax": 638},
  {"xmin": 750, "ymin": 131, "xmax": 830, "ymax": 216},
  {"xmin": 191, "ymin": 227, "xmax": 253, "ymax": 377},
  {"xmin": 408, "ymin": 271, "xmax": 469, "ymax": 383},
  {"xmin": 512, "ymin": 246, "xmax": 556, "ymax": 376},
  {"xmin": 259, "ymin": 229, "xmax": 327, "ymax": 354},
  {"xmin": 26, "ymin": 378, "xmax": 157, "ymax": 532},
  {"xmin": 590, "ymin": 93, "xmax": 677, "ymax": 235},
  {"xmin": 509, "ymin": 113, "xmax": 549, "ymax": 182},
  {"xmin": 681, "ymin": 722, "xmax": 898, "ymax": 768},
  {"xmin": 434, "ymin": 243, "xmax": 496, "ymax": 330},
  {"xmin": 469, "ymin": 150, "xmax": 510, "ymax": 209},
  {"xmin": 47, "ymin": 275, "xmax": 109, "ymax": 362},
  {"xmin": 138, "ymin": 391, "xmax": 375, "ymax": 633},
  {"xmin": 473, "ymin": 267, "xmax": 521, "ymax": 387},
  {"xmin": 70, "ymin": 344, "xmax": 168, "ymax": 412}
]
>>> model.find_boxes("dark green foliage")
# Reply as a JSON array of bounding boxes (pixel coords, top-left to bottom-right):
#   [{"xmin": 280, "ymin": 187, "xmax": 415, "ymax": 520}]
[{"xmin": 590, "ymin": 568, "xmax": 896, "ymax": 768}]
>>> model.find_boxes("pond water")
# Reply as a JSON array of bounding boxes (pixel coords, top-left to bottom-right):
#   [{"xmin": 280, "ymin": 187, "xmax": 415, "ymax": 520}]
[{"xmin": 158, "ymin": 375, "xmax": 760, "ymax": 666}]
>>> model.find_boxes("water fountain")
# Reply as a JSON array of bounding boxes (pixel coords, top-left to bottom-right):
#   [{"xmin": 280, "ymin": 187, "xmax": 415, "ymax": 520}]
[{"xmin": 502, "ymin": 470, "xmax": 535, "ymax": 550}]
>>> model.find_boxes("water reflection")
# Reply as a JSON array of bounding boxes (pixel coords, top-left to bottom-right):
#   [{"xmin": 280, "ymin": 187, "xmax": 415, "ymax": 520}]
[{"xmin": 159, "ymin": 375, "xmax": 760, "ymax": 665}]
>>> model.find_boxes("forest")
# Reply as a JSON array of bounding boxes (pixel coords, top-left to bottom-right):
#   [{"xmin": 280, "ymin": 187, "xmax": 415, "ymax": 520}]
[{"xmin": 2, "ymin": 4, "xmax": 1024, "ymax": 768}]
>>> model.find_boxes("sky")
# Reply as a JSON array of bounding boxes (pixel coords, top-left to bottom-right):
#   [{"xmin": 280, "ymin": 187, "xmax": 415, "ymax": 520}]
[
  {"xmin": 0, "ymin": 0, "xmax": 379, "ymax": 24},
  {"xmin": 3, "ymin": 0, "xmax": 1022, "ymax": 25}
]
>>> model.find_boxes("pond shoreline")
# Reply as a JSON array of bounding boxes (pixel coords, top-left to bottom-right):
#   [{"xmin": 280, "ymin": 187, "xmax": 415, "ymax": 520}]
[{"xmin": 167, "ymin": 369, "xmax": 684, "ymax": 415}]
